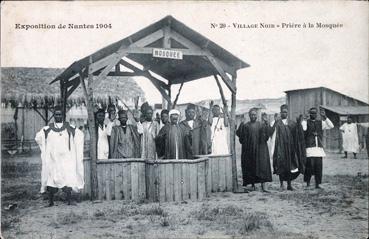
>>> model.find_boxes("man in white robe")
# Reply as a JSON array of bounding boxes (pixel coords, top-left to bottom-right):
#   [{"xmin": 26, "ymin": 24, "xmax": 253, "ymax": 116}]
[
  {"xmin": 96, "ymin": 109, "xmax": 109, "ymax": 160},
  {"xmin": 35, "ymin": 106, "xmax": 84, "ymax": 206},
  {"xmin": 340, "ymin": 116, "xmax": 359, "ymax": 159},
  {"xmin": 210, "ymin": 105, "xmax": 229, "ymax": 155},
  {"xmin": 137, "ymin": 103, "xmax": 160, "ymax": 160}
]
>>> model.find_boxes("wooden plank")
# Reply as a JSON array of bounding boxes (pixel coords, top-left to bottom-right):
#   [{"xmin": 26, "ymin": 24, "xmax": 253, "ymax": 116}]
[
  {"xmin": 138, "ymin": 162, "xmax": 146, "ymax": 201},
  {"xmin": 206, "ymin": 158, "xmax": 212, "ymax": 194},
  {"xmin": 145, "ymin": 164, "xmax": 151, "ymax": 201},
  {"xmin": 114, "ymin": 163, "xmax": 122, "ymax": 200},
  {"xmin": 225, "ymin": 156, "xmax": 233, "ymax": 191},
  {"xmin": 173, "ymin": 163, "xmax": 181, "ymax": 201},
  {"xmin": 230, "ymin": 75, "xmax": 238, "ymax": 192},
  {"xmin": 159, "ymin": 164, "xmax": 166, "ymax": 202},
  {"xmin": 122, "ymin": 163, "xmax": 131, "ymax": 200},
  {"xmin": 102, "ymin": 164, "xmax": 107, "ymax": 200},
  {"xmin": 85, "ymin": 160, "xmax": 91, "ymax": 199},
  {"xmin": 131, "ymin": 162, "xmax": 139, "ymax": 201},
  {"xmin": 219, "ymin": 156, "xmax": 226, "ymax": 192},
  {"xmin": 181, "ymin": 163, "xmax": 189, "ymax": 201},
  {"xmin": 97, "ymin": 164, "xmax": 103, "ymax": 200},
  {"xmin": 197, "ymin": 162, "xmax": 206, "ymax": 200},
  {"xmin": 150, "ymin": 164, "xmax": 158, "ymax": 202},
  {"xmin": 105, "ymin": 164, "xmax": 111, "ymax": 200},
  {"xmin": 212, "ymin": 157, "xmax": 219, "ymax": 192},
  {"xmin": 165, "ymin": 164, "xmax": 174, "ymax": 202},
  {"xmin": 190, "ymin": 163, "xmax": 198, "ymax": 200}
]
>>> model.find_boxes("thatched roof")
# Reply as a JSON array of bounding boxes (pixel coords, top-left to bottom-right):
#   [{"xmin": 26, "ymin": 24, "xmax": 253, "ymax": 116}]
[{"xmin": 1, "ymin": 67, "xmax": 145, "ymax": 108}]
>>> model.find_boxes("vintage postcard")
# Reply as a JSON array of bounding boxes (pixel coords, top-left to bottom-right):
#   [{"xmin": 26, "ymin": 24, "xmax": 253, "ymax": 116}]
[{"xmin": 1, "ymin": 1, "xmax": 368, "ymax": 238}]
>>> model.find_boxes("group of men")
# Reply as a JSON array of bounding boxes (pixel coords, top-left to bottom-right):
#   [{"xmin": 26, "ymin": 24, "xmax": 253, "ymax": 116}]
[
  {"xmin": 35, "ymin": 101, "xmax": 340, "ymax": 206},
  {"xmin": 237, "ymin": 104, "xmax": 334, "ymax": 192},
  {"xmin": 96, "ymin": 102, "xmax": 230, "ymax": 161}
]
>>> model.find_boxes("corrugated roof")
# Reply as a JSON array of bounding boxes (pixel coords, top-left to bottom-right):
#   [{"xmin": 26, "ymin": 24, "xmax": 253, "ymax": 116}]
[
  {"xmin": 285, "ymin": 86, "xmax": 368, "ymax": 106},
  {"xmin": 52, "ymin": 15, "xmax": 249, "ymax": 86},
  {"xmin": 320, "ymin": 105, "xmax": 369, "ymax": 115}
]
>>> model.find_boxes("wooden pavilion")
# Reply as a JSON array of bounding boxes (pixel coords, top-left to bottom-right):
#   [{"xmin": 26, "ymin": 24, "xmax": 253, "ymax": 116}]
[{"xmin": 51, "ymin": 16, "xmax": 249, "ymax": 201}]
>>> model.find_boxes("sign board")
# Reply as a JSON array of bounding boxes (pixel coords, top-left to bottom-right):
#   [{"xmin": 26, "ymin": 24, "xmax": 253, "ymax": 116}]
[
  {"xmin": 152, "ymin": 48, "xmax": 183, "ymax": 60},
  {"xmin": 340, "ymin": 115, "xmax": 348, "ymax": 121}
]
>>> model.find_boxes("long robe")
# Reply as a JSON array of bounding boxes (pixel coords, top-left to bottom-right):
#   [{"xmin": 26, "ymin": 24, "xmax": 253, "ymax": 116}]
[
  {"xmin": 35, "ymin": 122, "xmax": 84, "ymax": 193},
  {"xmin": 210, "ymin": 117, "xmax": 229, "ymax": 155},
  {"xmin": 155, "ymin": 124, "xmax": 187, "ymax": 159},
  {"xmin": 272, "ymin": 119, "xmax": 306, "ymax": 181},
  {"xmin": 97, "ymin": 124, "xmax": 109, "ymax": 160},
  {"xmin": 109, "ymin": 125, "xmax": 141, "ymax": 158},
  {"xmin": 340, "ymin": 123, "xmax": 359, "ymax": 153},
  {"xmin": 179, "ymin": 119, "xmax": 210, "ymax": 159},
  {"xmin": 138, "ymin": 121, "xmax": 160, "ymax": 160},
  {"xmin": 236, "ymin": 121, "xmax": 272, "ymax": 184}
]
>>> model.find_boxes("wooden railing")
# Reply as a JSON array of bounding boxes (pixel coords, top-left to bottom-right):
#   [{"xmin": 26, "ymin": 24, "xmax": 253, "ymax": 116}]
[{"xmin": 82, "ymin": 154, "xmax": 233, "ymax": 202}]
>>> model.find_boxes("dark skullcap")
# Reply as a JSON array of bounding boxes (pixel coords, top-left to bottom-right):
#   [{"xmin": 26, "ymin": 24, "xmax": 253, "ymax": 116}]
[
  {"xmin": 161, "ymin": 109, "xmax": 169, "ymax": 116},
  {"xmin": 280, "ymin": 104, "xmax": 288, "ymax": 111},
  {"xmin": 186, "ymin": 103, "xmax": 196, "ymax": 110}
]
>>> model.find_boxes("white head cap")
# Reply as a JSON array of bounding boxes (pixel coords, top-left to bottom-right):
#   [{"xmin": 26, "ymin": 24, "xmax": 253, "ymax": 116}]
[{"xmin": 169, "ymin": 109, "xmax": 180, "ymax": 117}]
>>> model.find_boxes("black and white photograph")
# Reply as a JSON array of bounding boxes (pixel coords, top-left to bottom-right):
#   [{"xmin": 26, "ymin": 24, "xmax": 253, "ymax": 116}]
[{"xmin": 1, "ymin": 1, "xmax": 368, "ymax": 238}]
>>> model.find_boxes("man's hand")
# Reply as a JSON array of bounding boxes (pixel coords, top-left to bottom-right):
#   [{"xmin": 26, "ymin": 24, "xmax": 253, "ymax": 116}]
[
  {"xmin": 261, "ymin": 113, "xmax": 268, "ymax": 124},
  {"xmin": 133, "ymin": 110, "xmax": 140, "ymax": 122},
  {"xmin": 209, "ymin": 100, "xmax": 214, "ymax": 109}
]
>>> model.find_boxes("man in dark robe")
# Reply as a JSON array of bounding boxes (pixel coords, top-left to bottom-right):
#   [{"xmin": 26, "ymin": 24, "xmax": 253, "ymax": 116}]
[
  {"xmin": 302, "ymin": 107, "xmax": 334, "ymax": 189},
  {"xmin": 179, "ymin": 103, "xmax": 210, "ymax": 159},
  {"xmin": 109, "ymin": 110, "xmax": 141, "ymax": 158},
  {"xmin": 271, "ymin": 104, "xmax": 306, "ymax": 191},
  {"xmin": 236, "ymin": 109, "xmax": 272, "ymax": 192},
  {"xmin": 155, "ymin": 109, "xmax": 188, "ymax": 159},
  {"xmin": 160, "ymin": 109, "xmax": 169, "ymax": 129}
]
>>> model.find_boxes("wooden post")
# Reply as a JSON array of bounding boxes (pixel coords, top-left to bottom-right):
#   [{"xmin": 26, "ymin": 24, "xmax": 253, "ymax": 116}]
[
  {"xmin": 80, "ymin": 56, "xmax": 98, "ymax": 200},
  {"xmin": 167, "ymin": 83, "xmax": 172, "ymax": 110},
  {"xmin": 230, "ymin": 75, "xmax": 238, "ymax": 192}
]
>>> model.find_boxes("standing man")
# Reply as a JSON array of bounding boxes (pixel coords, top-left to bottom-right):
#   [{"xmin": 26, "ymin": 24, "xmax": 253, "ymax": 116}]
[
  {"xmin": 340, "ymin": 115, "xmax": 359, "ymax": 159},
  {"xmin": 109, "ymin": 110, "xmax": 141, "ymax": 158},
  {"xmin": 138, "ymin": 102, "xmax": 160, "ymax": 160},
  {"xmin": 271, "ymin": 104, "xmax": 306, "ymax": 191},
  {"xmin": 160, "ymin": 109, "xmax": 170, "ymax": 129},
  {"xmin": 236, "ymin": 109, "xmax": 272, "ymax": 192},
  {"xmin": 179, "ymin": 104, "xmax": 210, "ymax": 159},
  {"xmin": 105, "ymin": 104, "xmax": 120, "ymax": 137},
  {"xmin": 210, "ymin": 104, "xmax": 229, "ymax": 155},
  {"xmin": 302, "ymin": 107, "xmax": 334, "ymax": 189},
  {"xmin": 35, "ymin": 106, "xmax": 84, "ymax": 206},
  {"xmin": 95, "ymin": 109, "xmax": 109, "ymax": 160},
  {"xmin": 155, "ymin": 109, "xmax": 188, "ymax": 159}
]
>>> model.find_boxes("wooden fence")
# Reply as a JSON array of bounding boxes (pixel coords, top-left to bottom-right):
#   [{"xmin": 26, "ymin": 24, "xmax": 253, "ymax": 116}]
[{"xmin": 82, "ymin": 154, "xmax": 233, "ymax": 202}]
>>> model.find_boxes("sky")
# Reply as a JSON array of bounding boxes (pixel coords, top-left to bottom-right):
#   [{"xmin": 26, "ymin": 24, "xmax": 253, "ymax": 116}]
[{"xmin": 1, "ymin": 1, "xmax": 368, "ymax": 105}]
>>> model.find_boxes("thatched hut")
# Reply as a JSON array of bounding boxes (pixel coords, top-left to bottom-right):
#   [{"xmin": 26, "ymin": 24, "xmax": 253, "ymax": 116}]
[{"xmin": 1, "ymin": 67, "xmax": 145, "ymax": 150}]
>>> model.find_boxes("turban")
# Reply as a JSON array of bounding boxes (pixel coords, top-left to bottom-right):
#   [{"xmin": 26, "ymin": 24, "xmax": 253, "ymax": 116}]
[{"xmin": 169, "ymin": 109, "xmax": 180, "ymax": 117}]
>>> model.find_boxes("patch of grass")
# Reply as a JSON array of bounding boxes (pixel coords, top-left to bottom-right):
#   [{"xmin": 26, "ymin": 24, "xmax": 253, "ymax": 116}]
[
  {"xmin": 139, "ymin": 205, "xmax": 165, "ymax": 216},
  {"xmin": 160, "ymin": 214, "xmax": 169, "ymax": 227},
  {"xmin": 1, "ymin": 216, "xmax": 20, "ymax": 230},
  {"xmin": 93, "ymin": 209, "xmax": 106, "ymax": 218},
  {"xmin": 56, "ymin": 211, "xmax": 83, "ymax": 225},
  {"xmin": 195, "ymin": 204, "xmax": 243, "ymax": 221},
  {"xmin": 238, "ymin": 212, "xmax": 273, "ymax": 234}
]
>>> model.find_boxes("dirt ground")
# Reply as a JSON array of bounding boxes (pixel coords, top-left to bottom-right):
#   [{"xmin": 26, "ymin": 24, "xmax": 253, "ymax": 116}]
[{"xmin": 1, "ymin": 150, "xmax": 368, "ymax": 239}]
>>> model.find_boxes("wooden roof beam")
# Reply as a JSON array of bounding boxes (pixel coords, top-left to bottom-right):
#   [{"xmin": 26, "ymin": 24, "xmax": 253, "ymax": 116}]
[
  {"xmin": 119, "ymin": 59, "xmax": 171, "ymax": 103},
  {"xmin": 118, "ymin": 59, "xmax": 168, "ymax": 90},
  {"xmin": 169, "ymin": 30, "xmax": 237, "ymax": 77},
  {"xmin": 207, "ymin": 55, "xmax": 236, "ymax": 94}
]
